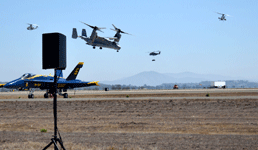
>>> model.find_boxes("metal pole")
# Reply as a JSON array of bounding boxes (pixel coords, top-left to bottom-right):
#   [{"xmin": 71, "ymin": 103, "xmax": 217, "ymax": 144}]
[{"xmin": 53, "ymin": 69, "xmax": 58, "ymax": 150}]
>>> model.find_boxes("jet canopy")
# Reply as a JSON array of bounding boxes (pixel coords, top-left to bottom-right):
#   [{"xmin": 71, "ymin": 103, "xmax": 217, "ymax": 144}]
[{"xmin": 20, "ymin": 73, "xmax": 36, "ymax": 79}]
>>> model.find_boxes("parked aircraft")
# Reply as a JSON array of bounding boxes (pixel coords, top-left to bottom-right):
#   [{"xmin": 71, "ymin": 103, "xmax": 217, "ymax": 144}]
[{"xmin": 0, "ymin": 62, "xmax": 99, "ymax": 98}]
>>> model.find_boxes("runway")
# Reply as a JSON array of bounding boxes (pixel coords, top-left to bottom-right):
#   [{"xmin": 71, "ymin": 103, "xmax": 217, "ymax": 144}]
[
  {"xmin": 0, "ymin": 88, "xmax": 258, "ymax": 101},
  {"xmin": 1, "ymin": 88, "xmax": 258, "ymax": 96},
  {"xmin": 0, "ymin": 96, "xmax": 258, "ymax": 102}
]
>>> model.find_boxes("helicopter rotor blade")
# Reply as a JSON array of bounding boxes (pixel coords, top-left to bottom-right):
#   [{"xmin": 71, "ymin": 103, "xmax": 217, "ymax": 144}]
[
  {"xmin": 215, "ymin": 12, "xmax": 232, "ymax": 17},
  {"xmin": 80, "ymin": 21, "xmax": 95, "ymax": 29},
  {"xmin": 120, "ymin": 31, "xmax": 131, "ymax": 35},
  {"xmin": 27, "ymin": 23, "xmax": 38, "ymax": 27},
  {"xmin": 215, "ymin": 12, "xmax": 223, "ymax": 15},
  {"xmin": 80, "ymin": 21, "xmax": 106, "ymax": 32},
  {"xmin": 112, "ymin": 24, "xmax": 118, "ymax": 30},
  {"xmin": 98, "ymin": 29, "xmax": 104, "ymax": 33},
  {"xmin": 97, "ymin": 27, "xmax": 106, "ymax": 33},
  {"xmin": 111, "ymin": 24, "xmax": 132, "ymax": 35},
  {"xmin": 107, "ymin": 37, "xmax": 118, "ymax": 40}
]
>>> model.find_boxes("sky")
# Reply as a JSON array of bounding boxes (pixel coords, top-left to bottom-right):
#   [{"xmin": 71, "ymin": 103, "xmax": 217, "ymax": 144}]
[{"xmin": 1, "ymin": 0, "xmax": 258, "ymax": 82}]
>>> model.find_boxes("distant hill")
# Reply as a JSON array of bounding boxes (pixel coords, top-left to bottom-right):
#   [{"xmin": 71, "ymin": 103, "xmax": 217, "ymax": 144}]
[
  {"xmin": 102, "ymin": 71, "xmax": 173, "ymax": 86},
  {"xmin": 101, "ymin": 71, "xmax": 242, "ymax": 86}
]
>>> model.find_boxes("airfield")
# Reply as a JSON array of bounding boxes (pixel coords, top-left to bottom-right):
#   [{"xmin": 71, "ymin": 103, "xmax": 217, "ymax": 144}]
[{"xmin": 1, "ymin": 89, "xmax": 258, "ymax": 149}]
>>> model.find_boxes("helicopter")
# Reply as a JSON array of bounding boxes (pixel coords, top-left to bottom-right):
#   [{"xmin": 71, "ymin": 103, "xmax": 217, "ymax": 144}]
[
  {"xmin": 27, "ymin": 23, "xmax": 38, "ymax": 30},
  {"xmin": 148, "ymin": 51, "xmax": 161, "ymax": 61},
  {"xmin": 216, "ymin": 12, "xmax": 230, "ymax": 21},
  {"xmin": 72, "ymin": 22, "xmax": 131, "ymax": 52}
]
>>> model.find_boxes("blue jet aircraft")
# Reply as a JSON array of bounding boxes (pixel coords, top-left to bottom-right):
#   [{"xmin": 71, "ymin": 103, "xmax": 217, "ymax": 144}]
[{"xmin": 0, "ymin": 62, "xmax": 99, "ymax": 98}]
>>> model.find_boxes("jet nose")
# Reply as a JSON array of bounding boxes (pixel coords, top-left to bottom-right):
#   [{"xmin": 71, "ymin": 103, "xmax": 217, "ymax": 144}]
[
  {"xmin": 4, "ymin": 80, "xmax": 24, "ymax": 88},
  {"xmin": 3, "ymin": 83, "xmax": 11, "ymax": 88}
]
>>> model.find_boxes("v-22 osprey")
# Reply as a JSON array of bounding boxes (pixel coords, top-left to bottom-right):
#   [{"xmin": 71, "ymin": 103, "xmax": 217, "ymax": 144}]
[{"xmin": 72, "ymin": 22, "xmax": 131, "ymax": 52}]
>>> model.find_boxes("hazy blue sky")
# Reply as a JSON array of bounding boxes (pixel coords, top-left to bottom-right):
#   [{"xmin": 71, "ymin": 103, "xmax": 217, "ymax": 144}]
[{"xmin": 1, "ymin": 0, "xmax": 258, "ymax": 82}]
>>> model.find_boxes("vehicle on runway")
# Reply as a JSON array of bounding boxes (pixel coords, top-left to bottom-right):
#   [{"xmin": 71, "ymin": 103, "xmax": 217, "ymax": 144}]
[
  {"xmin": 148, "ymin": 51, "xmax": 161, "ymax": 61},
  {"xmin": 216, "ymin": 12, "xmax": 230, "ymax": 21},
  {"xmin": 0, "ymin": 62, "xmax": 99, "ymax": 98},
  {"xmin": 72, "ymin": 22, "xmax": 131, "ymax": 52},
  {"xmin": 211, "ymin": 81, "xmax": 226, "ymax": 88},
  {"xmin": 27, "ymin": 23, "xmax": 38, "ymax": 30},
  {"xmin": 173, "ymin": 84, "xmax": 178, "ymax": 89}
]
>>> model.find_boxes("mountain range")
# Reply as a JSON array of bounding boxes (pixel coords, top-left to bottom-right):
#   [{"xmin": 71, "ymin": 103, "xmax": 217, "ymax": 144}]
[{"xmin": 101, "ymin": 71, "xmax": 245, "ymax": 86}]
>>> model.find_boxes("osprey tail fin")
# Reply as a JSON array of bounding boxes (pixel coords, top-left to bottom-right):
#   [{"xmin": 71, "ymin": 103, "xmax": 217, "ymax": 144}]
[
  {"xmin": 72, "ymin": 28, "xmax": 78, "ymax": 39},
  {"xmin": 82, "ymin": 29, "xmax": 87, "ymax": 37}
]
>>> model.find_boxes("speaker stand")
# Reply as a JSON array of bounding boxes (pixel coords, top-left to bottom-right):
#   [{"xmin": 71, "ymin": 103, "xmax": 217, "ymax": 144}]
[{"xmin": 43, "ymin": 69, "xmax": 66, "ymax": 150}]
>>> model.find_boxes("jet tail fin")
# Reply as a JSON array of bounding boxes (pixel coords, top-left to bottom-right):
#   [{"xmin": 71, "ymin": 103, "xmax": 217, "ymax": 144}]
[
  {"xmin": 82, "ymin": 29, "xmax": 87, "ymax": 37},
  {"xmin": 66, "ymin": 62, "xmax": 84, "ymax": 80},
  {"xmin": 72, "ymin": 28, "xmax": 78, "ymax": 39}
]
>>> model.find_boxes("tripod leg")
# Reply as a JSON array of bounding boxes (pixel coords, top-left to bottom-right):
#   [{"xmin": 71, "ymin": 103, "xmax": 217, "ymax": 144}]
[
  {"xmin": 52, "ymin": 138, "xmax": 60, "ymax": 150},
  {"xmin": 57, "ymin": 139, "xmax": 66, "ymax": 150},
  {"xmin": 57, "ymin": 128, "xmax": 66, "ymax": 150},
  {"xmin": 42, "ymin": 141, "xmax": 53, "ymax": 150}
]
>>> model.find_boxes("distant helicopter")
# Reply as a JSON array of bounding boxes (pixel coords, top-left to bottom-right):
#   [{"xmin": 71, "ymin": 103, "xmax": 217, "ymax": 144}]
[
  {"xmin": 216, "ymin": 12, "xmax": 230, "ymax": 21},
  {"xmin": 72, "ymin": 22, "xmax": 131, "ymax": 52},
  {"xmin": 148, "ymin": 51, "xmax": 161, "ymax": 61},
  {"xmin": 27, "ymin": 23, "xmax": 38, "ymax": 30}
]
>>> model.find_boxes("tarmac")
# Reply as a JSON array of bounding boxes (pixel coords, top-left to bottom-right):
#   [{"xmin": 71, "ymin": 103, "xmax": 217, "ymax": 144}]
[
  {"xmin": 1, "ymin": 96, "xmax": 258, "ymax": 102},
  {"xmin": 1, "ymin": 88, "xmax": 258, "ymax": 95},
  {"xmin": 0, "ymin": 88, "xmax": 258, "ymax": 101}
]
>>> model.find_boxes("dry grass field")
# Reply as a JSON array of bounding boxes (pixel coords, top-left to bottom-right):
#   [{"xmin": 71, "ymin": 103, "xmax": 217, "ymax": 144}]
[{"xmin": 0, "ymin": 90, "xmax": 258, "ymax": 149}]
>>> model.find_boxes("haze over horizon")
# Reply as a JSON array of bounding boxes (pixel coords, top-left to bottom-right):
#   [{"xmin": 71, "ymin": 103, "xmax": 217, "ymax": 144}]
[
  {"xmin": 100, "ymin": 71, "xmax": 253, "ymax": 86},
  {"xmin": 1, "ymin": 0, "xmax": 258, "ymax": 82}
]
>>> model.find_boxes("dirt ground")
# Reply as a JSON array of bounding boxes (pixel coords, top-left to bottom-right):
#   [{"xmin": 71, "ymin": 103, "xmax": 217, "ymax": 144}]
[{"xmin": 0, "ymin": 93, "xmax": 258, "ymax": 149}]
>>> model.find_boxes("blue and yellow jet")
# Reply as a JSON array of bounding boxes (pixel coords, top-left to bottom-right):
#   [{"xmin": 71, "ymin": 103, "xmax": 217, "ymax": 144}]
[{"xmin": 0, "ymin": 62, "xmax": 99, "ymax": 98}]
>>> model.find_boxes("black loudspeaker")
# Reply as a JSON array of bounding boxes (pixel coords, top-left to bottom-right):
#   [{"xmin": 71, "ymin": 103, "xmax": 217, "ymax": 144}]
[{"xmin": 42, "ymin": 33, "xmax": 66, "ymax": 70}]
